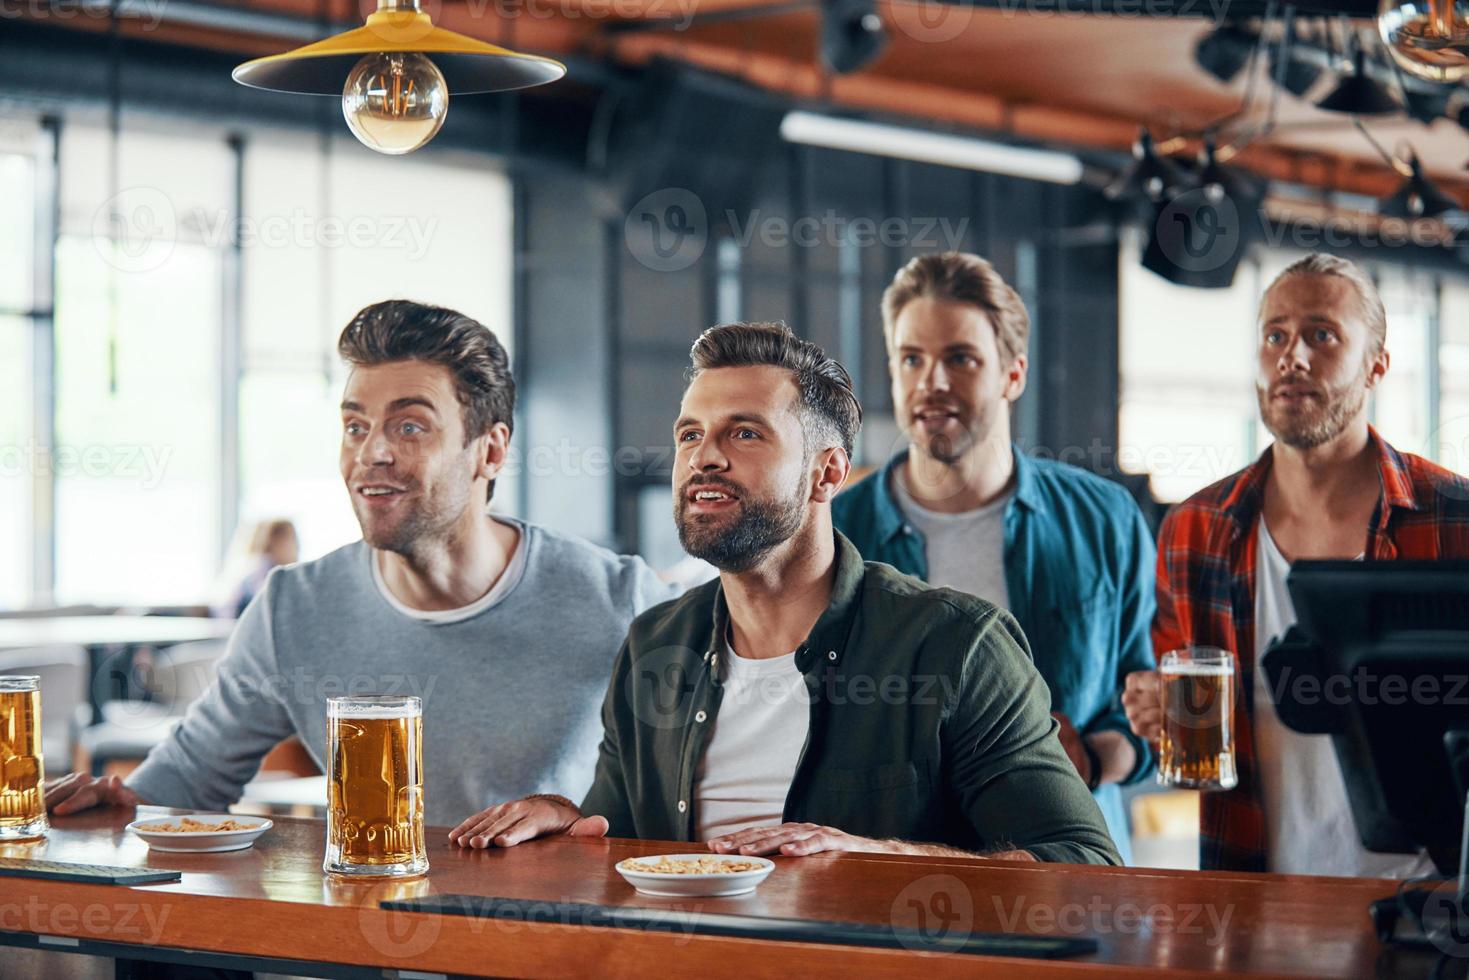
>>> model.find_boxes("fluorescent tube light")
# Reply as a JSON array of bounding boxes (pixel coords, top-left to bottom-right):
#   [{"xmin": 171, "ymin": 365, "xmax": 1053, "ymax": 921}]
[{"xmin": 780, "ymin": 110, "xmax": 1084, "ymax": 185}]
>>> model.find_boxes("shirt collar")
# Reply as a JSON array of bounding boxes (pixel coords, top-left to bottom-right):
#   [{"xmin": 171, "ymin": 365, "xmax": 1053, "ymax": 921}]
[
  {"xmin": 706, "ymin": 530, "xmax": 867, "ymax": 679},
  {"xmin": 875, "ymin": 443, "xmax": 1030, "ymax": 543},
  {"xmin": 1222, "ymin": 425, "xmax": 1420, "ymax": 540}
]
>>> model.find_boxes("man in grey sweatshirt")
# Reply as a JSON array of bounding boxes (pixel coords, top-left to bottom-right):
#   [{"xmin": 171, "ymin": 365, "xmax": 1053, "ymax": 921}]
[{"xmin": 44, "ymin": 300, "xmax": 676, "ymax": 826}]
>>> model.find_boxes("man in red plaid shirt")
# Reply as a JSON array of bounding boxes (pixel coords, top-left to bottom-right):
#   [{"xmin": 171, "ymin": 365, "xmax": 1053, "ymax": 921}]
[{"xmin": 1123, "ymin": 253, "xmax": 1469, "ymax": 875}]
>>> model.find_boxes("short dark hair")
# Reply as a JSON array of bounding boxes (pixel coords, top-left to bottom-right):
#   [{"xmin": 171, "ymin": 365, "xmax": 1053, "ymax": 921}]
[
  {"xmin": 338, "ymin": 300, "xmax": 515, "ymax": 500},
  {"xmin": 688, "ymin": 322, "xmax": 861, "ymax": 458}
]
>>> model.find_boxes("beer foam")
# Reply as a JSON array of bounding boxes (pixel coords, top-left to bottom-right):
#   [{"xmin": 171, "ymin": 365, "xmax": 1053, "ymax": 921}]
[
  {"xmin": 1161, "ymin": 662, "xmax": 1233, "ymax": 677},
  {"xmin": 328, "ymin": 701, "xmax": 420, "ymax": 719}
]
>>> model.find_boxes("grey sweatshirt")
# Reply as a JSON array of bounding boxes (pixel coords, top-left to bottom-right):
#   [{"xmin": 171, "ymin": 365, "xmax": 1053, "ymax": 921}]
[{"xmin": 128, "ymin": 518, "xmax": 678, "ymax": 826}]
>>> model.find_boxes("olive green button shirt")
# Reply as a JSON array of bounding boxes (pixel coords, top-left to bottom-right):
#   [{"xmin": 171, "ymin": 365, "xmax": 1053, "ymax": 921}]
[{"xmin": 580, "ymin": 532, "xmax": 1122, "ymax": 865}]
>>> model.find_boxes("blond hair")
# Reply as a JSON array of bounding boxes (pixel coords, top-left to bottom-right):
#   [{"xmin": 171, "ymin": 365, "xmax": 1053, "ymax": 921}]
[
  {"xmin": 1264, "ymin": 253, "xmax": 1387, "ymax": 354},
  {"xmin": 881, "ymin": 252, "xmax": 1030, "ymax": 366}
]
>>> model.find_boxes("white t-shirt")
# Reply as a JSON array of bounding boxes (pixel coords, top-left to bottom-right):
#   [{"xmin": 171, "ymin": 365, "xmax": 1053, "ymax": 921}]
[
  {"xmin": 371, "ymin": 517, "xmax": 527, "ymax": 624},
  {"xmin": 891, "ymin": 469, "xmax": 1011, "ymax": 610},
  {"xmin": 694, "ymin": 642, "xmax": 810, "ymax": 841},
  {"xmin": 1252, "ymin": 519, "xmax": 1432, "ymax": 878}
]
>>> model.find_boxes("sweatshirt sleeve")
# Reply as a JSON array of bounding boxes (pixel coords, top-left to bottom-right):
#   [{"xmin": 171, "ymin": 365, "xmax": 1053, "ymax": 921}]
[{"xmin": 127, "ymin": 570, "xmax": 296, "ymax": 811}]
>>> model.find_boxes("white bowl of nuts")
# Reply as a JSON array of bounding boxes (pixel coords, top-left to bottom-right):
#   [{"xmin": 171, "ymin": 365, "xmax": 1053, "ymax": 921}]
[{"xmin": 614, "ymin": 854, "xmax": 775, "ymax": 897}]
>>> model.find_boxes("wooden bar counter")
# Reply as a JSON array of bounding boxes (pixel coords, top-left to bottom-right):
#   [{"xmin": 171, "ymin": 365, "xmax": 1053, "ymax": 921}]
[{"xmin": 0, "ymin": 807, "xmax": 1442, "ymax": 978}]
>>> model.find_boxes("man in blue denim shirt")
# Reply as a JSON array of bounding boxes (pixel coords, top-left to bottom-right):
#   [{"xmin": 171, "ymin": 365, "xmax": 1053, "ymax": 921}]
[{"xmin": 832, "ymin": 252, "xmax": 1156, "ymax": 862}]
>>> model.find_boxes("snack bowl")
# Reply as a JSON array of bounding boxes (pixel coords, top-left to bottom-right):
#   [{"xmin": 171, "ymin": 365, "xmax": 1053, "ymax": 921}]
[
  {"xmin": 126, "ymin": 814, "xmax": 273, "ymax": 853},
  {"xmin": 614, "ymin": 853, "xmax": 775, "ymax": 897}
]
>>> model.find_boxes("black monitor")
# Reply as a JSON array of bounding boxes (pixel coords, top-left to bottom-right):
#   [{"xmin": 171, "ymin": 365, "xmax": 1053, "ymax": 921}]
[{"xmin": 1261, "ymin": 560, "xmax": 1469, "ymax": 878}]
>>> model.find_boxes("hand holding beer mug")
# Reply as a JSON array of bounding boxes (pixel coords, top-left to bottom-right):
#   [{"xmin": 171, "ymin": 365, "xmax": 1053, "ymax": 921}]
[
  {"xmin": 325, "ymin": 696, "xmax": 427, "ymax": 877},
  {"xmin": 1156, "ymin": 648, "xmax": 1238, "ymax": 791},
  {"xmin": 1, "ymin": 675, "xmax": 48, "ymax": 840}
]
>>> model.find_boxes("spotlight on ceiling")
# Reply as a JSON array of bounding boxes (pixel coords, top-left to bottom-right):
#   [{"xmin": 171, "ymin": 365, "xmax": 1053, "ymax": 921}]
[
  {"xmin": 1381, "ymin": 153, "xmax": 1460, "ymax": 218},
  {"xmin": 1317, "ymin": 36, "xmax": 1402, "ymax": 115},
  {"xmin": 820, "ymin": 0, "xmax": 888, "ymax": 75},
  {"xmin": 1139, "ymin": 138, "xmax": 1265, "ymax": 290},
  {"xmin": 1195, "ymin": 22, "xmax": 1260, "ymax": 84},
  {"xmin": 1105, "ymin": 128, "xmax": 1193, "ymax": 203}
]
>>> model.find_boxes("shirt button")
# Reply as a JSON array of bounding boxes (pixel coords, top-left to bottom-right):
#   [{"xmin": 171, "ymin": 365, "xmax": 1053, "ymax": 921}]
[
  {"xmin": 902, "ymin": 525, "xmax": 914, "ymax": 535},
  {"xmin": 828, "ymin": 650, "xmax": 838, "ymax": 661},
  {"xmin": 695, "ymin": 710, "xmax": 707, "ymax": 723},
  {"xmin": 678, "ymin": 800, "xmax": 687, "ymax": 813}
]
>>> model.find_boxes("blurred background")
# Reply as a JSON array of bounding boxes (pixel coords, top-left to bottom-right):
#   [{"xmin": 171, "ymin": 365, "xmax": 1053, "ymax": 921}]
[{"xmin": 4, "ymin": 0, "xmax": 1469, "ymax": 865}]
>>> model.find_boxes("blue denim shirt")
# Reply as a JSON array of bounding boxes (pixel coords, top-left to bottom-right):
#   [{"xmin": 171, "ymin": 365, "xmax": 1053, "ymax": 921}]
[{"xmin": 831, "ymin": 446, "xmax": 1157, "ymax": 863}]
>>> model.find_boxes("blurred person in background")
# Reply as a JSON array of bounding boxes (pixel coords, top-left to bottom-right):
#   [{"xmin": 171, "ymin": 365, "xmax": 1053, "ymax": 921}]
[
  {"xmin": 832, "ymin": 252, "xmax": 1156, "ymax": 862},
  {"xmin": 210, "ymin": 518, "xmax": 299, "ymax": 618}
]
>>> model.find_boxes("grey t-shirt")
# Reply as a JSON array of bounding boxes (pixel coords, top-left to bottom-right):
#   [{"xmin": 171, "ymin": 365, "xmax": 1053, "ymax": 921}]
[
  {"xmin": 891, "ymin": 469, "xmax": 1012, "ymax": 609},
  {"xmin": 128, "ymin": 518, "xmax": 678, "ymax": 826}
]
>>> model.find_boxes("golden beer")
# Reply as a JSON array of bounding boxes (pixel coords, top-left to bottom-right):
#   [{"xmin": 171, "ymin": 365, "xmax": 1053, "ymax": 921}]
[
  {"xmin": 324, "ymin": 696, "xmax": 427, "ymax": 877},
  {"xmin": 0, "ymin": 676, "xmax": 48, "ymax": 841},
  {"xmin": 1157, "ymin": 650, "xmax": 1238, "ymax": 791}
]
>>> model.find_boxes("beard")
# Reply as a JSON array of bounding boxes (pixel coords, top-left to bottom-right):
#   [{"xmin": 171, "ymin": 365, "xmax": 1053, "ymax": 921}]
[
  {"xmin": 353, "ymin": 473, "xmax": 474, "ymax": 557},
  {"xmin": 905, "ymin": 399, "xmax": 992, "ymax": 467},
  {"xmin": 1257, "ymin": 368, "xmax": 1369, "ymax": 451},
  {"xmin": 675, "ymin": 473, "xmax": 807, "ymax": 573}
]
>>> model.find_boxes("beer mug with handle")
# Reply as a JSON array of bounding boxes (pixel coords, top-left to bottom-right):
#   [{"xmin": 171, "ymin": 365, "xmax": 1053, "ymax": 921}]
[
  {"xmin": 1157, "ymin": 648, "xmax": 1239, "ymax": 791},
  {"xmin": 324, "ymin": 695, "xmax": 428, "ymax": 877},
  {"xmin": 0, "ymin": 675, "xmax": 48, "ymax": 841}
]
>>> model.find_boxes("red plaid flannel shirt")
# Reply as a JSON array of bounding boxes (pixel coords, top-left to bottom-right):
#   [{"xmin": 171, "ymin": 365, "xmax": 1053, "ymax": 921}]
[{"xmin": 1152, "ymin": 427, "xmax": 1469, "ymax": 872}]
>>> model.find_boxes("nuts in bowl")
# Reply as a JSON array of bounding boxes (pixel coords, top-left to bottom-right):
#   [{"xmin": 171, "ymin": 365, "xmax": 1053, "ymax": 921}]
[{"xmin": 614, "ymin": 853, "xmax": 775, "ymax": 897}]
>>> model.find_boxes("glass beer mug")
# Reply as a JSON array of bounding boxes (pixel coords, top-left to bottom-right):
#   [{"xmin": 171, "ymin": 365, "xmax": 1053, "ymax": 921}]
[
  {"xmin": 0, "ymin": 675, "xmax": 48, "ymax": 841},
  {"xmin": 1156, "ymin": 648, "xmax": 1239, "ymax": 791},
  {"xmin": 324, "ymin": 695, "xmax": 427, "ymax": 877}
]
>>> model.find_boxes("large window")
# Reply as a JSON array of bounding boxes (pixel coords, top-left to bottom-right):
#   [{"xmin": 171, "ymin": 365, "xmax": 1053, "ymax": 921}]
[
  {"xmin": 1118, "ymin": 228, "xmax": 1262, "ymax": 503},
  {"xmin": 0, "ymin": 125, "xmax": 41, "ymax": 610},
  {"xmin": 3, "ymin": 112, "xmax": 515, "ymax": 609},
  {"xmin": 53, "ymin": 123, "xmax": 229, "ymax": 605},
  {"xmin": 238, "ymin": 136, "xmax": 516, "ymax": 564}
]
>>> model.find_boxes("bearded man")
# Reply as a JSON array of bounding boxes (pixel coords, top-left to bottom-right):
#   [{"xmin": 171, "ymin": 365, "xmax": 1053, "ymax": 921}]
[
  {"xmin": 1123, "ymin": 253, "xmax": 1469, "ymax": 875},
  {"xmin": 449, "ymin": 321, "xmax": 1121, "ymax": 865}
]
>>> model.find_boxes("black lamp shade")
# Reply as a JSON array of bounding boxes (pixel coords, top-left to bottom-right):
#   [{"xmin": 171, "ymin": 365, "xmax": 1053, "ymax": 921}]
[{"xmin": 1317, "ymin": 50, "xmax": 1401, "ymax": 115}]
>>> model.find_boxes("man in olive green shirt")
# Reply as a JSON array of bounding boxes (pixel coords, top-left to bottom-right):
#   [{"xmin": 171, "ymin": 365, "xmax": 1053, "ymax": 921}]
[{"xmin": 449, "ymin": 322, "xmax": 1119, "ymax": 865}]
